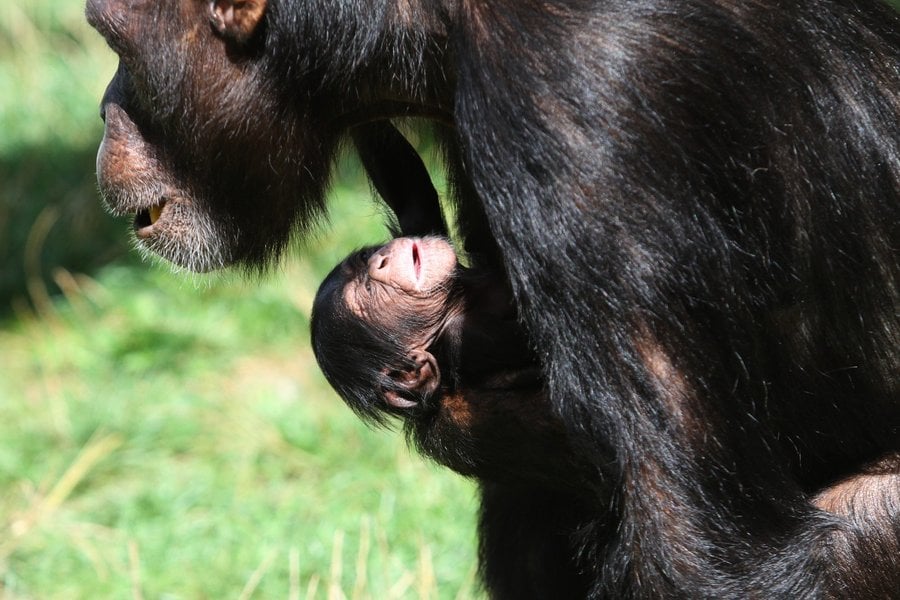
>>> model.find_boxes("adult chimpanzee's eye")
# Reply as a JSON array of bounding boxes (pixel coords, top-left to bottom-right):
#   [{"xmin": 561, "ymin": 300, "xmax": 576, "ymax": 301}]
[{"xmin": 364, "ymin": 279, "xmax": 372, "ymax": 292}]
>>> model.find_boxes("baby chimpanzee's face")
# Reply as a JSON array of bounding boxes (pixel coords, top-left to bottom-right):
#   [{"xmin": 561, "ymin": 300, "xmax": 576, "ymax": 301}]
[
  {"xmin": 311, "ymin": 236, "xmax": 465, "ymax": 414},
  {"xmin": 342, "ymin": 237, "xmax": 459, "ymax": 344}
]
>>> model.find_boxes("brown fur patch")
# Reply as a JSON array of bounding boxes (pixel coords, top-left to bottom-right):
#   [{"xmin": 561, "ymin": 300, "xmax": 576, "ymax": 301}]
[
  {"xmin": 634, "ymin": 332, "xmax": 697, "ymax": 433},
  {"xmin": 440, "ymin": 391, "xmax": 475, "ymax": 428}
]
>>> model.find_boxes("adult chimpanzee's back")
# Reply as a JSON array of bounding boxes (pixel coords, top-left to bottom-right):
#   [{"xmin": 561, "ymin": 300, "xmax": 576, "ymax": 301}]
[{"xmin": 86, "ymin": 0, "xmax": 900, "ymax": 597}]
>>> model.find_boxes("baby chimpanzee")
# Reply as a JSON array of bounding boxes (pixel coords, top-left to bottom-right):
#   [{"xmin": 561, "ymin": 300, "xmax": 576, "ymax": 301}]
[
  {"xmin": 311, "ymin": 234, "xmax": 589, "ymax": 486},
  {"xmin": 312, "ymin": 231, "xmax": 604, "ymax": 595}
]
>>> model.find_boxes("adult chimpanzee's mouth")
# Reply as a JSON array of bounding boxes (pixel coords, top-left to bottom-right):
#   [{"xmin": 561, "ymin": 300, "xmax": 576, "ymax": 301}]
[{"xmin": 134, "ymin": 199, "xmax": 168, "ymax": 238}]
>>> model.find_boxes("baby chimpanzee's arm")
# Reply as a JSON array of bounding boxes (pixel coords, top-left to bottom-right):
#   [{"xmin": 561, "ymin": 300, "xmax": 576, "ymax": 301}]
[{"xmin": 352, "ymin": 122, "xmax": 447, "ymax": 237}]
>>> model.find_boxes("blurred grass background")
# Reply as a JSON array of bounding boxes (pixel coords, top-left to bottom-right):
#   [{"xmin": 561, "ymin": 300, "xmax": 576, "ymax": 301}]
[{"xmin": 0, "ymin": 2, "xmax": 480, "ymax": 598}]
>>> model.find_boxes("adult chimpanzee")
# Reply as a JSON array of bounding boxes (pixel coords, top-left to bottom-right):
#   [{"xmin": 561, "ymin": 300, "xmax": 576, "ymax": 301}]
[{"xmin": 86, "ymin": 0, "xmax": 900, "ymax": 596}]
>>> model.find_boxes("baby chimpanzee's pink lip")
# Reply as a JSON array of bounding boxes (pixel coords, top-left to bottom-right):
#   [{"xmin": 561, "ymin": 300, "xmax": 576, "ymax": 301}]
[{"xmin": 412, "ymin": 242, "xmax": 421, "ymax": 281}]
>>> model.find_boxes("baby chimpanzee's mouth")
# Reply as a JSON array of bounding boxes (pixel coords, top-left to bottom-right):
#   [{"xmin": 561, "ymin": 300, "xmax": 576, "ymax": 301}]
[
  {"xmin": 412, "ymin": 242, "xmax": 421, "ymax": 280},
  {"xmin": 134, "ymin": 199, "xmax": 168, "ymax": 237}
]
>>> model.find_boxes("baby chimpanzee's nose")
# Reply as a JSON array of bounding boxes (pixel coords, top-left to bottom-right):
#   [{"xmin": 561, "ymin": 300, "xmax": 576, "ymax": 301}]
[{"xmin": 369, "ymin": 250, "xmax": 389, "ymax": 273}]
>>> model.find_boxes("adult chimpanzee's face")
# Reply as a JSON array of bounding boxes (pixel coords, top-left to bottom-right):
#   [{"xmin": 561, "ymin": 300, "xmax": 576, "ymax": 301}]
[
  {"xmin": 343, "ymin": 237, "xmax": 459, "ymax": 345},
  {"xmin": 85, "ymin": 0, "xmax": 452, "ymax": 273},
  {"xmin": 85, "ymin": 0, "xmax": 334, "ymax": 271}
]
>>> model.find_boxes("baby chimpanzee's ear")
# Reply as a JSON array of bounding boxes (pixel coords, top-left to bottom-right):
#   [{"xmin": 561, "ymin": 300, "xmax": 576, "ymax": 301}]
[{"xmin": 383, "ymin": 350, "xmax": 440, "ymax": 409}]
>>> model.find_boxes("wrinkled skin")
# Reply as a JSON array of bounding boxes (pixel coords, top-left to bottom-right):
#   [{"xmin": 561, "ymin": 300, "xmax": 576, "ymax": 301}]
[
  {"xmin": 312, "ymin": 234, "xmax": 522, "ymax": 416},
  {"xmin": 345, "ymin": 237, "xmax": 459, "ymax": 334},
  {"xmin": 86, "ymin": 0, "xmax": 900, "ymax": 597}
]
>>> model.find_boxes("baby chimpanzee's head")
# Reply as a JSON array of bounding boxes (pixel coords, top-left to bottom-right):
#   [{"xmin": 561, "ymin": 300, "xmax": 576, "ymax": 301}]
[
  {"xmin": 312, "ymin": 237, "xmax": 582, "ymax": 484},
  {"xmin": 311, "ymin": 236, "xmax": 468, "ymax": 423}
]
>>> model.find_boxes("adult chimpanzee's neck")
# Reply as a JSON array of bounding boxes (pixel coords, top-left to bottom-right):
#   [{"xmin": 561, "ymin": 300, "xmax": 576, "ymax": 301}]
[{"xmin": 264, "ymin": 0, "xmax": 454, "ymax": 126}]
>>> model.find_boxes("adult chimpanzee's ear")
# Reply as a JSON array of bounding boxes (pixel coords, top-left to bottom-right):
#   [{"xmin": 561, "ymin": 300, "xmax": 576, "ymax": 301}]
[
  {"xmin": 383, "ymin": 350, "xmax": 440, "ymax": 409},
  {"xmin": 209, "ymin": 0, "xmax": 267, "ymax": 44}
]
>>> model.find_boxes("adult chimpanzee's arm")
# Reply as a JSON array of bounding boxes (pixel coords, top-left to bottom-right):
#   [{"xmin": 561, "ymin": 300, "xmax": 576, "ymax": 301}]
[
  {"xmin": 353, "ymin": 122, "xmax": 507, "ymax": 270},
  {"xmin": 352, "ymin": 122, "xmax": 447, "ymax": 237}
]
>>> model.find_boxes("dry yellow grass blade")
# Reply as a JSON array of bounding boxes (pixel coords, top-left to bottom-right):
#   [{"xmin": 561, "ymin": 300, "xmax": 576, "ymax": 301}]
[
  {"xmin": 238, "ymin": 548, "xmax": 278, "ymax": 600},
  {"xmin": 0, "ymin": 432, "xmax": 123, "ymax": 561}
]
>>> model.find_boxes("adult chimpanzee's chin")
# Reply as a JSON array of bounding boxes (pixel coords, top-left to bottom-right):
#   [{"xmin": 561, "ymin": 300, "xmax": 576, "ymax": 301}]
[{"xmin": 95, "ymin": 101, "xmax": 227, "ymax": 272}]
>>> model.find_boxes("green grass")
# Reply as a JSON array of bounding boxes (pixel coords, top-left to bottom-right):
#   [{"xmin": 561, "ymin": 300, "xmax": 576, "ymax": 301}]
[
  {"xmin": 0, "ymin": 2, "xmax": 480, "ymax": 598},
  {"xmin": 0, "ymin": 2, "xmax": 134, "ymax": 312}
]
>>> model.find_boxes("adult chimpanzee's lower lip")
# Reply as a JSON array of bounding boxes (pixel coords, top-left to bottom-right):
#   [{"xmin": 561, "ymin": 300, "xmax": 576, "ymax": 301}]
[{"xmin": 134, "ymin": 199, "xmax": 168, "ymax": 238}]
